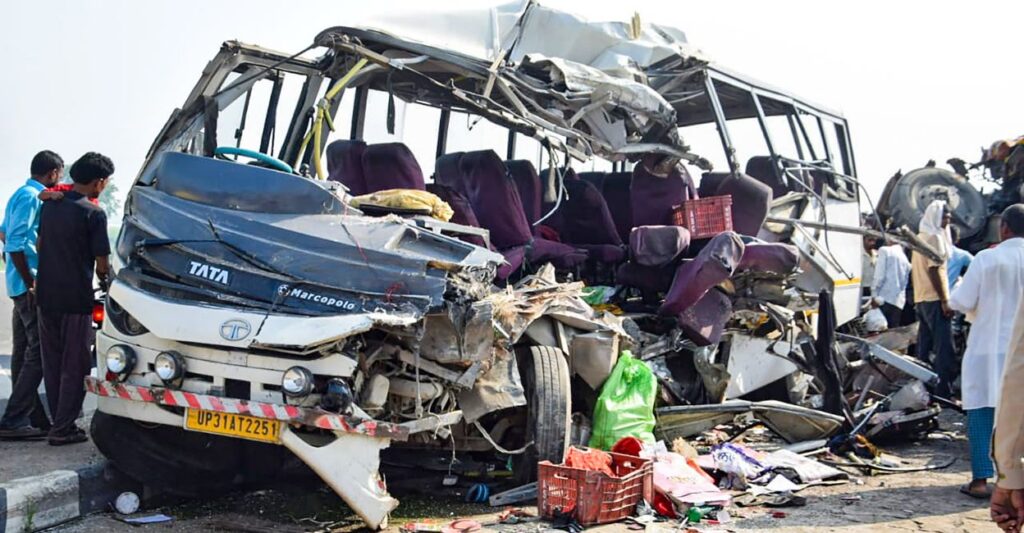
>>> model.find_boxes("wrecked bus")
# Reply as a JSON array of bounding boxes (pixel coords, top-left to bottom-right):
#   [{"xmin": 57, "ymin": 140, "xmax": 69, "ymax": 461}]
[{"xmin": 87, "ymin": 3, "xmax": 867, "ymax": 528}]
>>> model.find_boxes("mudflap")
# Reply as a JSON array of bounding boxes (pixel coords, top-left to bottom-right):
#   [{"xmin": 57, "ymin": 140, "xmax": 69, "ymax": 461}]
[{"xmin": 280, "ymin": 425, "xmax": 397, "ymax": 529}]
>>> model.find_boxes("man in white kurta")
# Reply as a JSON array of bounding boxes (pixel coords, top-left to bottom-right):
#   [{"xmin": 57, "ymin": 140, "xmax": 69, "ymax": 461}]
[{"xmin": 949, "ymin": 204, "xmax": 1024, "ymax": 498}]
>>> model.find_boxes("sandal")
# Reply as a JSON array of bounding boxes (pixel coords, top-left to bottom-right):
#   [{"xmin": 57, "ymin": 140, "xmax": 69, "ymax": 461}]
[{"xmin": 959, "ymin": 482, "xmax": 992, "ymax": 499}]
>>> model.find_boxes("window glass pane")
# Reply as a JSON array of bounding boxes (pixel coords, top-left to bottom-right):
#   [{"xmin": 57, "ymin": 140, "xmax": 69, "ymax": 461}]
[
  {"xmin": 798, "ymin": 112, "xmax": 826, "ymax": 161},
  {"xmin": 362, "ymin": 89, "xmax": 407, "ymax": 144},
  {"xmin": 446, "ymin": 112, "xmax": 508, "ymax": 154},
  {"xmin": 678, "ymin": 122, "xmax": 728, "ymax": 172}
]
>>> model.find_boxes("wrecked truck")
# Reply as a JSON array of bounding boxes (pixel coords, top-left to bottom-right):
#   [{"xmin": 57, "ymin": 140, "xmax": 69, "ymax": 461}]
[{"xmin": 87, "ymin": 3, "xmax": 870, "ymax": 528}]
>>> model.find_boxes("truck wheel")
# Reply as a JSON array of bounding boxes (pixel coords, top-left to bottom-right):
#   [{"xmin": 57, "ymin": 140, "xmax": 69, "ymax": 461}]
[{"xmin": 513, "ymin": 346, "xmax": 571, "ymax": 484}]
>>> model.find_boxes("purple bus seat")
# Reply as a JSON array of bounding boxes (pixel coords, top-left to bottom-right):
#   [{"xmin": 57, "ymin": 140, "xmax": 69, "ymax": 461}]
[
  {"xmin": 736, "ymin": 242, "xmax": 800, "ymax": 275},
  {"xmin": 537, "ymin": 166, "xmax": 579, "ymax": 235},
  {"xmin": 578, "ymin": 171, "xmax": 607, "ymax": 191},
  {"xmin": 659, "ymin": 231, "xmax": 744, "ymax": 316},
  {"xmin": 362, "ymin": 142, "xmax": 426, "ymax": 192},
  {"xmin": 631, "ymin": 162, "xmax": 697, "ymax": 228},
  {"xmin": 745, "ymin": 156, "xmax": 790, "ymax": 198},
  {"xmin": 561, "ymin": 179, "xmax": 626, "ymax": 265},
  {"xmin": 629, "ymin": 226, "xmax": 691, "ymax": 267},
  {"xmin": 506, "ymin": 160, "xmax": 543, "ymax": 226},
  {"xmin": 496, "ymin": 246, "xmax": 526, "ymax": 281},
  {"xmin": 615, "ymin": 262, "xmax": 676, "ymax": 294},
  {"xmin": 326, "ymin": 140, "xmax": 368, "ymax": 196},
  {"xmin": 461, "ymin": 150, "xmax": 586, "ymax": 272},
  {"xmin": 425, "ymin": 183, "xmax": 487, "ymax": 249},
  {"xmin": 434, "ymin": 152, "xmax": 467, "ymax": 195},
  {"xmin": 561, "ymin": 179, "xmax": 622, "ymax": 246},
  {"xmin": 698, "ymin": 172, "xmax": 729, "ymax": 198},
  {"xmin": 712, "ymin": 172, "xmax": 772, "ymax": 237},
  {"xmin": 678, "ymin": 288, "xmax": 732, "ymax": 346},
  {"xmin": 601, "ymin": 172, "xmax": 634, "ymax": 242}
]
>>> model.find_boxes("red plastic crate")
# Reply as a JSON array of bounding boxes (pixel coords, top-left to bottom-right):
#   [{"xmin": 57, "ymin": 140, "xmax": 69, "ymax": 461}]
[
  {"xmin": 671, "ymin": 195, "xmax": 733, "ymax": 239},
  {"xmin": 537, "ymin": 449, "xmax": 654, "ymax": 526}
]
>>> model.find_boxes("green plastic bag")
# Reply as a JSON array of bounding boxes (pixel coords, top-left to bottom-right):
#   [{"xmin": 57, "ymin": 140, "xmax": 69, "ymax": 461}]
[{"xmin": 588, "ymin": 350, "xmax": 658, "ymax": 450}]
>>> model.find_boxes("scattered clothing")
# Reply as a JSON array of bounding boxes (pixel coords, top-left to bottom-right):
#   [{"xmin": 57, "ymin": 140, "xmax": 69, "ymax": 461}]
[
  {"xmin": 967, "ymin": 407, "xmax": 995, "ymax": 480},
  {"xmin": 565, "ymin": 446, "xmax": 614, "ymax": 477},
  {"xmin": 949, "ymin": 237, "xmax": 1024, "ymax": 409}
]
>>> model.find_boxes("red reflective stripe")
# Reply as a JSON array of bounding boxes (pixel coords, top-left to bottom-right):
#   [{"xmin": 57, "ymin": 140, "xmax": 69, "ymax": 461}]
[
  {"xmin": 137, "ymin": 387, "xmax": 155, "ymax": 402},
  {"xmin": 284, "ymin": 405, "xmax": 301, "ymax": 418},
  {"xmin": 208, "ymin": 396, "xmax": 225, "ymax": 411},
  {"xmin": 183, "ymin": 393, "xmax": 201, "ymax": 410},
  {"xmin": 259, "ymin": 403, "xmax": 276, "ymax": 418},
  {"xmin": 162, "ymin": 390, "xmax": 178, "ymax": 406},
  {"xmin": 115, "ymin": 385, "xmax": 132, "ymax": 400}
]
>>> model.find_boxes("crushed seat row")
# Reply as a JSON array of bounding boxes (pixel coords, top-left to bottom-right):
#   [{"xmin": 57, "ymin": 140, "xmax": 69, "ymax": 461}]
[{"xmin": 323, "ymin": 140, "xmax": 797, "ymax": 333}]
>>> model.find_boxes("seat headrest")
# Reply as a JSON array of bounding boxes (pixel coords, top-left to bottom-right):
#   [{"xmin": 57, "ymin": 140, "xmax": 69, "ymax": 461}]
[
  {"xmin": 326, "ymin": 140, "xmax": 368, "ymax": 195},
  {"xmin": 362, "ymin": 142, "xmax": 425, "ymax": 192}
]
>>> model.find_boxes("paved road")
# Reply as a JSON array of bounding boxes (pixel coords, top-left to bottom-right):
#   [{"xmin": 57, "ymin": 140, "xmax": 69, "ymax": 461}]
[{"xmin": 0, "ymin": 295, "xmax": 96, "ymax": 417}]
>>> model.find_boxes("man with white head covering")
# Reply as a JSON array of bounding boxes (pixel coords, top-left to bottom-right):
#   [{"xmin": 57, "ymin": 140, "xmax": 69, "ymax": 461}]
[
  {"xmin": 911, "ymin": 200, "xmax": 956, "ymax": 399},
  {"xmin": 950, "ymin": 204, "xmax": 1024, "ymax": 499}
]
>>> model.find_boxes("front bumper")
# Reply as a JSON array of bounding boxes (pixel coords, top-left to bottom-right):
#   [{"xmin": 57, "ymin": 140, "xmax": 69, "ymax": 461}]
[{"xmin": 85, "ymin": 377, "xmax": 409, "ymax": 441}]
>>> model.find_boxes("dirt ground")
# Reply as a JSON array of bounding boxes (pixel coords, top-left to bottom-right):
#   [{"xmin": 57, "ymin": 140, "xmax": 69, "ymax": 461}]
[{"xmin": 48, "ymin": 410, "xmax": 997, "ymax": 533}]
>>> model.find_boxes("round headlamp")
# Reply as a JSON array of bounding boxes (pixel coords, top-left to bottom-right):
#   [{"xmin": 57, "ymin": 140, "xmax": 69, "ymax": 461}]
[
  {"xmin": 105, "ymin": 345, "xmax": 137, "ymax": 377},
  {"xmin": 154, "ymin": 351, "xmax": 186, "ymax": 382},
  {"xmin": 281, "ymin": 366, "xmax": 314, "ymax": 397}
]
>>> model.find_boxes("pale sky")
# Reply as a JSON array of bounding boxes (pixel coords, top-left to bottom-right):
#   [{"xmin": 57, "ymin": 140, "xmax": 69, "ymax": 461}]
[{"xmin": 1, "ymin": 1, "xmax": 1021, "ymax": 213}]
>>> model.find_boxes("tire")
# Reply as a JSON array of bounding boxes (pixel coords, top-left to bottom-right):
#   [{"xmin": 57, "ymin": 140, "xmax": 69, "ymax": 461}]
[
  {"xmin": 90, "ymin": 411, "xmax": 287, "ymax": 497},
  {"xmin": 513, "ymin": 345, "xmax": 571, "ymax": 484},
  {"xmin": 885, "ymin": 167, "xmax": 986, "ymax": 240}
]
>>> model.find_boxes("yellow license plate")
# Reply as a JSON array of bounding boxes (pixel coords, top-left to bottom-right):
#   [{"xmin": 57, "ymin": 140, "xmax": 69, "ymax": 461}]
[{"xmin": 184, "ymin": 409, "xmax": 281, "ymax": 443}]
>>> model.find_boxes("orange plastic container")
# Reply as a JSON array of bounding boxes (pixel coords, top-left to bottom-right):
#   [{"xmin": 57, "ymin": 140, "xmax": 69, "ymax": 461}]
[
  {"xmin": 537, "ymin": 449, "xmax": 654, "ymax": 526},
  {"xmin": 672, "ymin": 195, "xmax": 733, "ymax": 239}
]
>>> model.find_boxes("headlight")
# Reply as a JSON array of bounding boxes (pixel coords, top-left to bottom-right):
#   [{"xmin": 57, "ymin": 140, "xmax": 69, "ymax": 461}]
[
  {"xmin": 105, "ymin": 345, "xmax": 136, "ymax": 377},
  {"xmin": 154, "ymin": 351, "xmax": 185, "ymax": 382},
  {"xmin": 281, "ymin": 366, "xmax": 313, "ymax": 397}
]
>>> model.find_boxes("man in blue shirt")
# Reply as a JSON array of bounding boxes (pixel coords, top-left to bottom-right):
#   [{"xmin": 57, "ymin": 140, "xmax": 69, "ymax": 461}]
[
  {"xmin": 0, "ymin": 150, "xmax": 63, "ymax": 438},
  {"xmin": 947, "ymin": 226, "xmax": 974, "ymax": 290}
]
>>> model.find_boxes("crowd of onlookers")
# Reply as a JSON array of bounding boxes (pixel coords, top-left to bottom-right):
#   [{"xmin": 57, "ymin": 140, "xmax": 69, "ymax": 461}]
[
  {"xmin": 861, "ymin": 200, "xmax": 1024, "ymax": 531},
  {"xmin": 0, "ymin": 150, "xmax": 113, "ymax": 445}
]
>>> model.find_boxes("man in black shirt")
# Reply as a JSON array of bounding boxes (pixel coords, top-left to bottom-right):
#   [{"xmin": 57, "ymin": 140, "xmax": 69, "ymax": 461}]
[{"xmin": 36, "ymin": 152, "xmax": 113, "ymax": 445}]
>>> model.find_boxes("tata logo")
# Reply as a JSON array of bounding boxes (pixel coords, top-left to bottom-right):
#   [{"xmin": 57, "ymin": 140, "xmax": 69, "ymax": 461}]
[
  {"xmin": 219, "ymin": 319, "xmax": 251, "ymax": 341},
  {"xmin": 187, "ymin": 261, "xmax": 232, "ymax": 285}
]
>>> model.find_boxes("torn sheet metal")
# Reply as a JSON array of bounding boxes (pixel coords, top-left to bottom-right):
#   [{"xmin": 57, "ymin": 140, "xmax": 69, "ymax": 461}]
[
  {"xmin": 655, "ymin": 400, "xmax": 752, "ymax": 442},
  {"xmin": 655, "ymin": 400, "xmax": 844, "ymax": 443},
  {"xmin": 457, "ymin": 346, "xmax": 527, "ymax": 424},
  {"xmin": 570, "ymin": 331, "xmax": 620, "ymax": 390},
  {"xmin": 752, "ymin": 401, "xmax": 844, "ymax": 443},
  {"xmin": 839, "ymin": 333, "xmax": 939, "ymax": 386},
  {"xmin": 721, "ymin": 332, "xmax": 799, "ymax": 400},
  {"xmin": 420, "ymin": 301, "xmax": 495, "ymax": 364}
]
